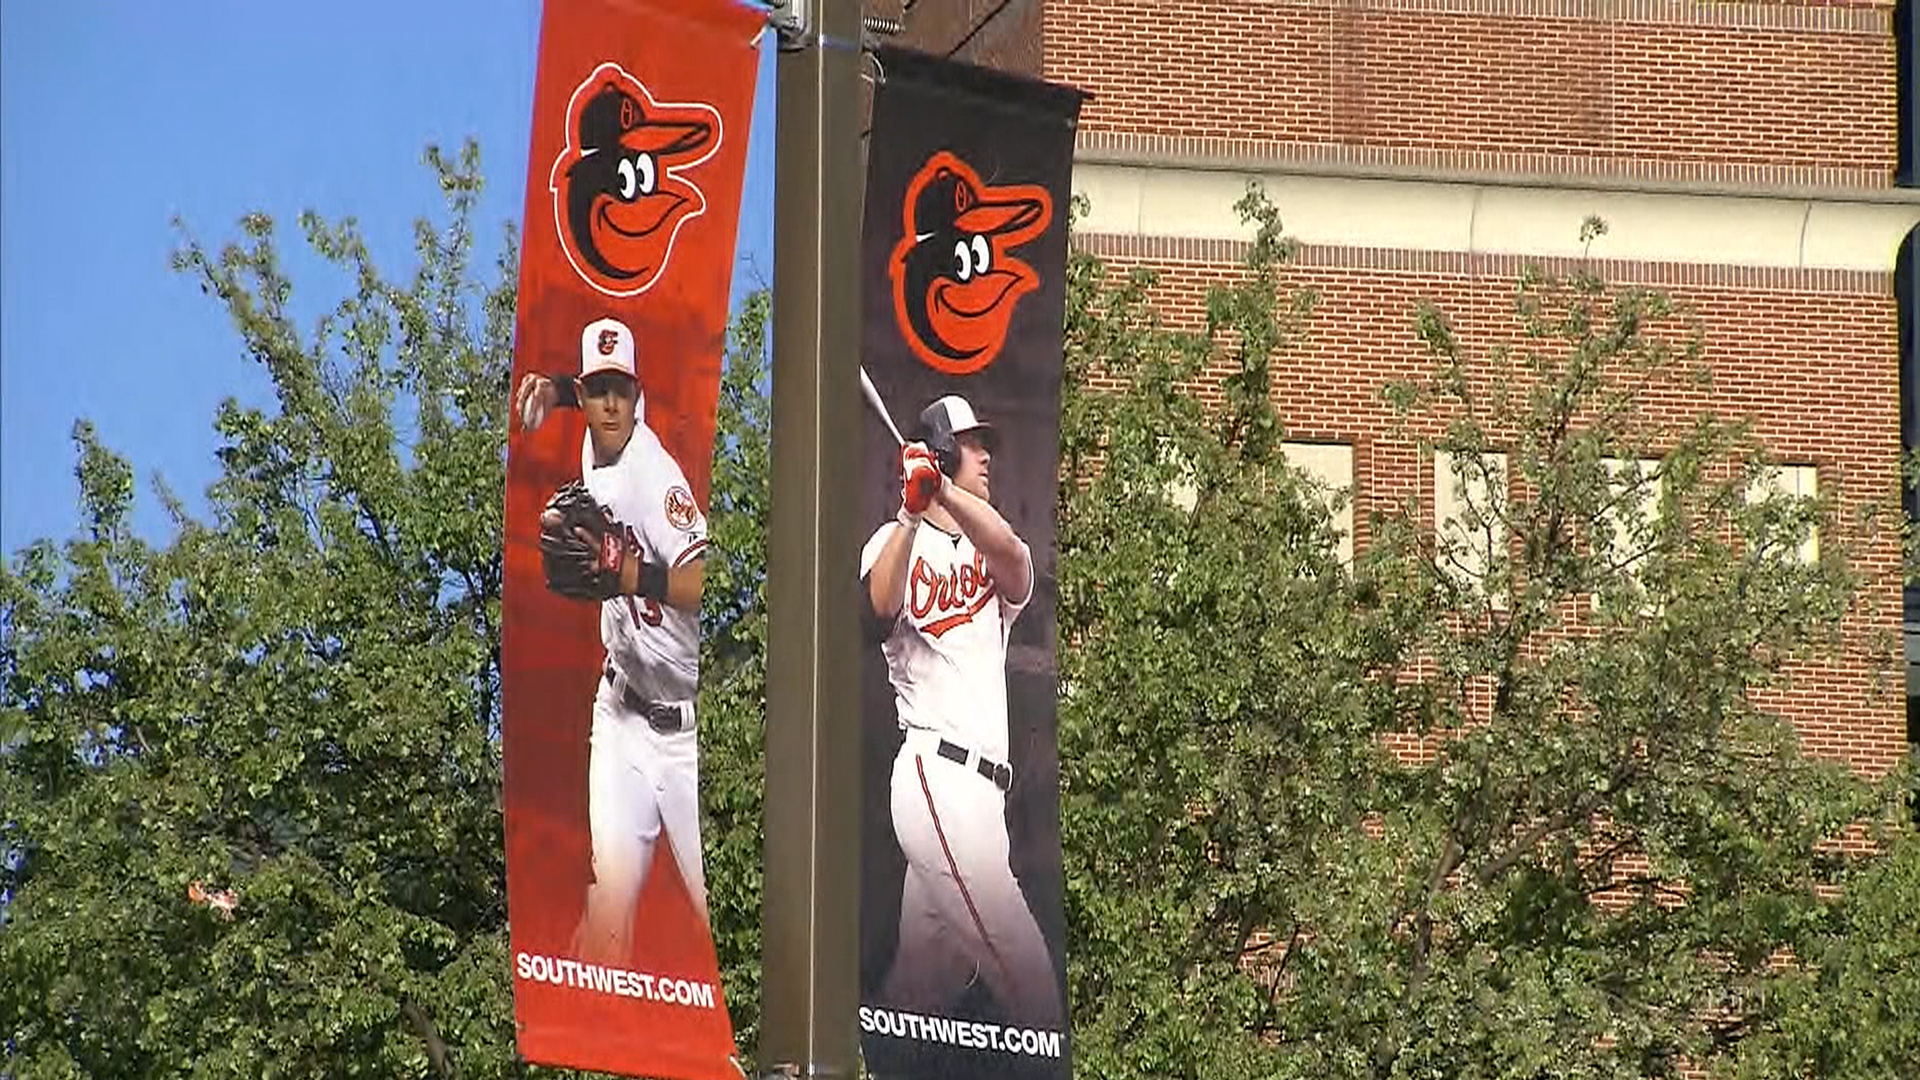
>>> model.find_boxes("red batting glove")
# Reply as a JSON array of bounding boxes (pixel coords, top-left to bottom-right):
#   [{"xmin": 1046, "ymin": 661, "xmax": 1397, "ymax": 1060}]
[{"xmin": 901, "ymin": 443, "xmax": 942, "ymax": 519}]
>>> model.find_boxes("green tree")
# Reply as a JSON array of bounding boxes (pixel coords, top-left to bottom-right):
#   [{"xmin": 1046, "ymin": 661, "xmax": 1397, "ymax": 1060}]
[
  {"xmin": 8, "ymin": 141, "xmax": 1920, "ymax": 1080},
  {"xmin": 693, "ymin": 288, "xmax": 774, "ymax": 1061},
  {"xmin": 0, "ymin": 142, "xmax": 776, "ymax": 1079},
  {"xmin": 1054, "ymin": 190, "xmax": 1918, "ymax": 1080},
  {"xmin": 0, "ymin": 140, "xmax": 520, "ymax": 1080},
  {"xmin": 1717, "ymin": 811, "xmax": 1920, "ymax": 1079}
]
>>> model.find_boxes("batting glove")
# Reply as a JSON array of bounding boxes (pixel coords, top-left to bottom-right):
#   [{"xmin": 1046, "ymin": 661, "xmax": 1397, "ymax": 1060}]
[{"xmin": 901, "ymin": 442, "xmax": 941, "ymax": 521}]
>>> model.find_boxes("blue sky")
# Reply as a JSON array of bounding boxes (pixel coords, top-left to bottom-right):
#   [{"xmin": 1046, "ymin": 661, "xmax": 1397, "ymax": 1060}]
[{"xmin": 0, "ymin": 1, "xmax": 777, "ymax": 556}]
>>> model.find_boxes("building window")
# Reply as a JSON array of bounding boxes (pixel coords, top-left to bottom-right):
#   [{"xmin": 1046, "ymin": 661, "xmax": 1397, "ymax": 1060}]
[
  {"xmin": 1163, "ymin": 439, "xmax": 1200, "ymax": 514},
  {"xmin": 1163, "ymin": 440, "xmax": 1358, "ymax": 564},
  {"xmin": 1595, "ymin": 457, "xmax": 1663, "ymax": 609},
  {"xmin": 1909, "ymin": 690, "xmax": 1920, "ymax": 827},
  {"xmin": 1282, "ymin": 441, "xmax": 1356, "ymax": 565},
  {"xmin": 1746, "ymin": 463, "xmax": 1820, "ymax": 565},
  {"xmin": 1434, "ymin": 449, "xmax": 1508, "ymax": 602}
]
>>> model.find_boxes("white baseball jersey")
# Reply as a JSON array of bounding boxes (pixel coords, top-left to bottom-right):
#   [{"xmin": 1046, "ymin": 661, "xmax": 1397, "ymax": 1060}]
[
  {"xmin": 860, "ymin": 521, "xmax": 1032, "ymax": 763},
  {"xmin": 582, "ymin": 422, "xmax": 708, "ymax": 703}
]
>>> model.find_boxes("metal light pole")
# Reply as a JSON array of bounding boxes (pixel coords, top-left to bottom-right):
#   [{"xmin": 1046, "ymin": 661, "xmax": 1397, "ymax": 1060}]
[{"xmin": 759, "ymin": 0, "xmax": 864, "ymax": 1077}]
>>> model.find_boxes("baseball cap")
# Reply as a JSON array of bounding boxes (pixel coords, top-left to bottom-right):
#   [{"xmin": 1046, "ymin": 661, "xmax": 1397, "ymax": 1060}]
[
  {"xmin": 579, "ymin": 83, "xmax": 710, "ymax": 158},
  {"xmin": 920, "ymin": 394, "xmax": 998, "ymax": 449},
  {"xmin": 580, "ymin": 317, "xmax": 637, "ymax": 380},
  {"xmin": 913, "ymin": 167, "xmax": 1045, "ymax": 239}
]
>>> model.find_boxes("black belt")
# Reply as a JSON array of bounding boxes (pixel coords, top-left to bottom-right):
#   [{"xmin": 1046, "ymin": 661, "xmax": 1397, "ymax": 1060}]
[
  {"xmin": 937, "ymin": 739, "xmax": 1012, "ymax": 792},
  {"xmin": 604, "ymin": 667, "xmax": 690, "ymax": 734}
]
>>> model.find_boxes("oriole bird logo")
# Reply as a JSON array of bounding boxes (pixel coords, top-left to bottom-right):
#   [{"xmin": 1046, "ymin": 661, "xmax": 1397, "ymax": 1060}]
[
  {"xmin": 549, "ymin": 63, "xmax": 722, "ymax": 297},
  {"xmin": 890, "ymin": 151, "xmax": 1053, "ymax": 375}
]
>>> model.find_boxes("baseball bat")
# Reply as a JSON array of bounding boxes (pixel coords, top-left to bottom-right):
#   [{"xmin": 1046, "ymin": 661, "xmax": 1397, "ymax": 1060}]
[{"xmin": 860, "ymin": 366, "xmax": 906, "ymax": 447}]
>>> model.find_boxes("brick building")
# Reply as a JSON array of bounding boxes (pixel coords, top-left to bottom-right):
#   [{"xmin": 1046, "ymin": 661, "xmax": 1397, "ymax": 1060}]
[{"xmin": 873, "ymin": 0, "xmax": 1920, "ymax": 783}]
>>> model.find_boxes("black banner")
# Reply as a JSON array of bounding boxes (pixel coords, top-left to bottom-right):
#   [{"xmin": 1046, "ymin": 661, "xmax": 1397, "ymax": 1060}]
[{"xmin": 854, "ymin": 47, "xmax": 1085, "ymax": 1080}]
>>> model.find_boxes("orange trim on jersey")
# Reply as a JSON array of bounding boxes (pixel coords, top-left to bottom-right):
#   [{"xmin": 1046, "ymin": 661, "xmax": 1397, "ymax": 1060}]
[
  {"xmin": 921, "ymin": 588, "xmax": 995, "ymax": 638},
  {"xmin": 915, "ymin": 754, "xmax": 1015, "ymax": 988},
  {"xmin": 672, "ymin": 538, "xmax": 709, "ymax": 567}
]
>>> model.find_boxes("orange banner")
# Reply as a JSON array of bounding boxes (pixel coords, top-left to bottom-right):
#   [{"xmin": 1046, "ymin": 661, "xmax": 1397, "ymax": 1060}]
[{"xmin": 501, "ymin": 1, "xmax": 762, "ymax": 1076}]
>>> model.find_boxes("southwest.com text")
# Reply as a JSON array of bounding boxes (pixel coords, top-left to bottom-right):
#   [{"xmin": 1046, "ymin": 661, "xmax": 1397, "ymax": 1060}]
[
  {"xmin": 514, "ymin": 951, "xmax": 716, "ymax": 1010},
  {"xmin": 859, "ymin": 1005, "xmax": 1063, "ymax": 1058}
]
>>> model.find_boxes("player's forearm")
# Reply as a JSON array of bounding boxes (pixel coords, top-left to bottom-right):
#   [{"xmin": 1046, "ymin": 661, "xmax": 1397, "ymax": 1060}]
[
  {"xmin": 939, "ymin": 485, "xmax": 1031, "ymax": 599},
  {"xmin": 664, "ymin": 559, "xmax": 704, "ymax": 611},
  {"xmin": 618, "ymin": 555, "xmax": 704, "ymax": 611},
  {"xmin": 866, "ymin": 523, "xmax": 915, "ymax": 619}
]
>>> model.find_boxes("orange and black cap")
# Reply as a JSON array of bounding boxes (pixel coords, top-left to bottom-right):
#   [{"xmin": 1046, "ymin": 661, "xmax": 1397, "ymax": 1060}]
[{"xmin": 578, "ymin": 83, "xmax": 710, "ymax": 158}]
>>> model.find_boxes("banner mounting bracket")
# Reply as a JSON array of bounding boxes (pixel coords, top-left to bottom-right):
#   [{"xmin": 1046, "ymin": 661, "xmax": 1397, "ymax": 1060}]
[{"xmin": 764, "ymin": 1, "xmax": 902, "ymax": 52}]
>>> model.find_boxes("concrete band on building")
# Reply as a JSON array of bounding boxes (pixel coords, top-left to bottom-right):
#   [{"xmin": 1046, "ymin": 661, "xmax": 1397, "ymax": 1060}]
[{"xmin": 1072, "ymin": 162, "xmax": 1920, "ymax": 275}]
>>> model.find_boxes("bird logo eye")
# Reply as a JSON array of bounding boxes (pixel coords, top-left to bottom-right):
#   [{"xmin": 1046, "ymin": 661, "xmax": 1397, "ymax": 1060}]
[
  {"xmin": 615, "ymin": 154, "xmax": 658, "ymax": 200},
  {"xmin": 970, "ymin": 235, "xmax": 990, "ymax": 275},
  {"xmin": 953, "ymin": 238, "xmax": 973, "ymax": 282}
]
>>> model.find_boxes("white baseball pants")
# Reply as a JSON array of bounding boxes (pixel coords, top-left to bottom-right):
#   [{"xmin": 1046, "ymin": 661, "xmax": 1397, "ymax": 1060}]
[
  {"xmin": 880, "ymin": 730, "xmax": 1062, "ymax": 1029},
  {"xmin": 573, "ymin": 684, "xmax": 705, "ymax": 964}
]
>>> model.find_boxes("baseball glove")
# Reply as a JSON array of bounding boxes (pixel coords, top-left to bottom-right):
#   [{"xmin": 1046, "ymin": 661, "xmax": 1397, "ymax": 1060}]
[{"xmin": 539, "ymin": 480, "xmax": 629, "ymax": 601}]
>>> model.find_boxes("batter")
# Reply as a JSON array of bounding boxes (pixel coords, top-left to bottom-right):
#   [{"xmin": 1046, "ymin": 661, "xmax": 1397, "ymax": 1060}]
[{"xmin": 861, "ymin": 395, "xmax": 1063, "ymax": 1028}]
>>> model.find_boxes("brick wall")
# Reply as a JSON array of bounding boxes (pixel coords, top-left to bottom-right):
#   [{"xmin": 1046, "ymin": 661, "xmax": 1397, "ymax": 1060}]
[
  {"xmin": 1072, "ymin": 237, "xmax": 1909, "ymax": 778},
  {"xmin": 859, "ymin": 0, "xmax": 1042, "ymax": 143},
  {"xmin": 861, "ymin": 0, "xmax": 1042, "ymax": 75},
  {"xmin": 1045, "ymin": 0, "xmax": 1898, "ymax": 189},
  {"xmin": 891, "ymin": 0, "xmax": 1043, "ymax": 74}
]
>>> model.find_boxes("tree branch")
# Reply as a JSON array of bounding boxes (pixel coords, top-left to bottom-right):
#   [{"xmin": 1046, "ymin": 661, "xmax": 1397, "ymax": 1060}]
[
  {"xmin": 1374, "ymin": 836, "xmax": 1463, "ymax": 1075},
  {"xmin": 401, "ymin": 999, "xmax": 461, "ymax": 1080},
  {"xmin": 1475, "ymin": 806, "xmax": 1578, "ymax": 887}
]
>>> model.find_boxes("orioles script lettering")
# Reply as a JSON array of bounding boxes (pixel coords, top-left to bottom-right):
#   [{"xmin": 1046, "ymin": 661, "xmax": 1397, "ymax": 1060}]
[{"xmin": 909, "ymin": 551, "xmax": 996, "ymax": 637}]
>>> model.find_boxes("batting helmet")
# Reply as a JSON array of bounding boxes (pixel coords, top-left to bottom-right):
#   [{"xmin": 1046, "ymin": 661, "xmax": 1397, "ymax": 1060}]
[{"xmin": 914, "ymin": 395, "xmax": 997, "ymax": 477}]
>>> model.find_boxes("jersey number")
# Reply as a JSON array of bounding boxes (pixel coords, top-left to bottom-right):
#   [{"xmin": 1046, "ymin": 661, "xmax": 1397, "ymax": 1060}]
[{"xmin": 627, "ymin": 596, "xmax": 664, "ymax": 627}]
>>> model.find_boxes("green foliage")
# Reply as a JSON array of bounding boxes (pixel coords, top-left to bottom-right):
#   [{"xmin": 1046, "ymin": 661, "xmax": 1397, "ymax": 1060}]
[
  {"xmin": 697, "ymin": 290, "xmax": 774, "ymax": 1066},
  {"xmin": 7, "ymin": 143, "xmax": 1918, "ymax": 1080},
  {"xmin": 1055, "ymin": 182, "xmax": 1918, "ymax": 1080},
  {"xmin": 0, "ymin": 141, "xmax": 773, "ymax": 1079},
  {"xmin": 1719, "ymin": 814, "xmax": 1920, "ymax": 1079},
  {"xmin": 2, "ymin": 140, "xmax": 522, "ymax": 1080},
  {"xmin": 1057, "ymin": 187, "xmax": 1383, "ymax": 1080}
]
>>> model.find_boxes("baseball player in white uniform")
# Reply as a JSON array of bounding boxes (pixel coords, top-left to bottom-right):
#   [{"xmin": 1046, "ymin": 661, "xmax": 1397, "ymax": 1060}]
[
  {"xmin": 515, "ymin": 316, "xmax": 711, "ymax": 966},
  {"xmin": 861, "ymin": 394, "xmax": 1063, "ymax": 1029}
]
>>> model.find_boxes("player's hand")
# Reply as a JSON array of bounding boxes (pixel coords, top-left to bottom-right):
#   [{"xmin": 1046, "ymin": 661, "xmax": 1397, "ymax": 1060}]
[
  {"xmin": 539, "ymin": 481, "xmax": 628, "ymax": 601},
  {"xmin": 516, "ymin": 373, "xmax": 558, "ymax": 432},
  {"xmin": 901, "ymin": 442, "xmax": 941, "ymax": 519}
]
